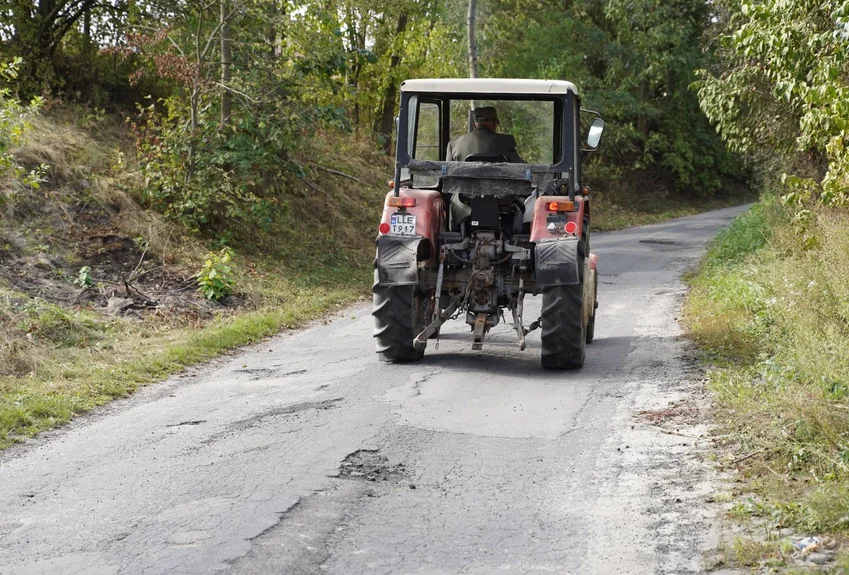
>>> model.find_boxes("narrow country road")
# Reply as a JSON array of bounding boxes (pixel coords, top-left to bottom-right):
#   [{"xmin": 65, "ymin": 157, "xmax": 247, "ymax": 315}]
[{"xmin": 0, "ymin": 206, "xmax": 747, "ymax": 575}]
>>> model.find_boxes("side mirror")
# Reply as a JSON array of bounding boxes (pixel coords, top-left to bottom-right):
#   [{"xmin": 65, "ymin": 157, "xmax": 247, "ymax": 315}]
[{"xmin": 585, "ymin": 117, "xmax": 605, "ymax": 151}]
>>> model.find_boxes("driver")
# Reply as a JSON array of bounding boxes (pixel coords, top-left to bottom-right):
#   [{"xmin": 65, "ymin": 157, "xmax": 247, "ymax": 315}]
[{"xmin": 446, "ymin": 107, "xmax": 524, "ymax": 163}]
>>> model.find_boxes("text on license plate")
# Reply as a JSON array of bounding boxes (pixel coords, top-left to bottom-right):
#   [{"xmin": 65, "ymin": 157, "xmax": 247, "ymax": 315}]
[{"xmin": 390, "ymin": 213, "xmax": 416, "ymax": 236}]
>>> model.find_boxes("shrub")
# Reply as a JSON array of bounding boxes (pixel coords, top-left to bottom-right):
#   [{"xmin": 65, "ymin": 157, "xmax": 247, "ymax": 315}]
[
  {"xmin": 197, "ymin": 247, "xmax": 236, "ymax": 301},
  {"xmin": 0, "ymin": 58, "xmax": 46, "ymax": 189}
]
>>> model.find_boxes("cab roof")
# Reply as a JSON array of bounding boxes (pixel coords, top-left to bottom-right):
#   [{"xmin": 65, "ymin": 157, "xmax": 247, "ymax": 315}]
[{"xmin": 400, "ymin": 78, "xmax": 579, "ymax": 97}]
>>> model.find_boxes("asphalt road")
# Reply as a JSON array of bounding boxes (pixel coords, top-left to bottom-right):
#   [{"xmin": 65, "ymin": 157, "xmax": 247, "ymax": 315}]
[{"xmin": 0, "ymin": 206, "xmax": 748, "ymax": 575}]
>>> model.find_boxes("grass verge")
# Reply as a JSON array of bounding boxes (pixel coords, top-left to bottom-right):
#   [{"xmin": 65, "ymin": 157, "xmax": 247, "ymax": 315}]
[{"xmin": 684, "ymin": 196, "xmax": 849, "ymax": 570}]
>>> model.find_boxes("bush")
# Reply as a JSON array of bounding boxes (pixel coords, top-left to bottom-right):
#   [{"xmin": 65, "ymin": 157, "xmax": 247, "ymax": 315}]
[
  {"xmin": 197, "ymin": 247, "xmax": 236, "ymax": 301},
  {"xmin": 0, "ymin": 58, "xmax": 46, "ymax": 189},
  {"xmin": 131, "ymin": 99, "xmax": 280, "ymax": 239}
]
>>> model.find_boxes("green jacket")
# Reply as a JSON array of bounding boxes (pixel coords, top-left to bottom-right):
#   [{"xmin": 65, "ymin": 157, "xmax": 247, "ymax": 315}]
[{"xmin": 446, "ymin": 128, "xmax": 524, "ymax": 163}]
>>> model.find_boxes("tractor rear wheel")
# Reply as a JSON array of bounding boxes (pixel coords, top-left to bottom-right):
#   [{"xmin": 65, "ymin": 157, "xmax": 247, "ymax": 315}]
[
  {"xmin": 373, "ymin": 270, "xmax": 427, "ymax": 363},
  {"xmin": 540, "ymin": 277, "xmax": 586, "ymax": 370}
]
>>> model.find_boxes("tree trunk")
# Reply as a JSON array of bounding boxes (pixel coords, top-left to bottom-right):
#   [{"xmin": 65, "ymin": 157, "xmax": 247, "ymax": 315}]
[
  {"xmin": 188, "ymin": 84, "xmax": 200, "ymax": 183},
  {"xmin": 637, "ymin": 79, "xmax": 649, "ymax": 139},
  {"xmin": 375, "ymin": 12, "xmax": 408, "ymax": 154},
  {"xmin": 220, "ymin": 0, "xmax": 232, "ymax": 125},
  {"xmin": 467, "ymin": 0, "xmax": 478, "ymax": 79},
  {"xmin": 346, "ymin": 7, "xmax": 362, "ymax": 127}
]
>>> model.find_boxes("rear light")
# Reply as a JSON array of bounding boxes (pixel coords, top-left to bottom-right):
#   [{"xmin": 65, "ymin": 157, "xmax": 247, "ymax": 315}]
[
  {"xmin": 379, "ymin": 223, "xmax": 390, "ymax": 234},
  {"xmin": 387, "ymin": 196, "xmax": 416, "ymax": 208},
  {"xmin": 545, "ymin": 200, "xmax": 575, "ymax": 212},
  {"xmin": 565, "ymin": 221, "xmax": 578, "ymax": 234}
]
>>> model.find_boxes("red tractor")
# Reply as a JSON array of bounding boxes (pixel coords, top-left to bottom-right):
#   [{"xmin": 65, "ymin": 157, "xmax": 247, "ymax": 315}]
[{"xmin": 373, "ymin": 79, "xmax": 605, "ymax": 369}]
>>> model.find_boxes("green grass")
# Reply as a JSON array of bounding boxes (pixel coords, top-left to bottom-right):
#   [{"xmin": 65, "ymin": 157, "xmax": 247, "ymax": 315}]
[{"xmin": 684, "ymin": 196, "xmax": 849, "ymax": 569}]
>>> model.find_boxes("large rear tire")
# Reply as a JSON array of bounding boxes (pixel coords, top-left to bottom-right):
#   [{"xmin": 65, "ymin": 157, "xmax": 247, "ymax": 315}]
[
  {"xmin": 373, "ymin": 270, "xmax": 426, "ymax": 363},
  {"xmin": 541, "ymin": 279, "xmax": 586, "ymax": 370}
]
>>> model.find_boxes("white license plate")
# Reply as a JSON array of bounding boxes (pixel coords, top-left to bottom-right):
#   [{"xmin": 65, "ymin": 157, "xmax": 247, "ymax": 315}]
[{"xmin": 390, "ymin": 213, "xmax": 416, "ymax": 236}]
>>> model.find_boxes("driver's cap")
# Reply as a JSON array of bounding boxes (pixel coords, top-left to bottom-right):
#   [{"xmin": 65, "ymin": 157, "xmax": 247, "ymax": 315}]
[{"xmin": 473, "ymin": 106, "xmax": 498, "ymax": 123}]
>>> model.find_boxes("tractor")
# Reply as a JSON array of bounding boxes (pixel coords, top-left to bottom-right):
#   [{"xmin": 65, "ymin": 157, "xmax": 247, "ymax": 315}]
[{"xmin": 373, "ymin": 78, "xmax": 605, "ymax": 369}]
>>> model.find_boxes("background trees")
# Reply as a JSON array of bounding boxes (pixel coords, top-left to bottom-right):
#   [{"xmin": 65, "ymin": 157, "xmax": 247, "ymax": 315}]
[
  {"xmin": 0, "ymin": 0, "xmax": 764, "ymax": 237},
  {"xmin": 697, "ymin": 0, "xmax": 849, "ymax": 207}
]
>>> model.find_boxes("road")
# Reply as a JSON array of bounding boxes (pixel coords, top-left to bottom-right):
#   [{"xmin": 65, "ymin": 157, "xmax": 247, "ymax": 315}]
[{"xmin": 0, "ymin": 206, "xmax": 747, "ymax": 575}]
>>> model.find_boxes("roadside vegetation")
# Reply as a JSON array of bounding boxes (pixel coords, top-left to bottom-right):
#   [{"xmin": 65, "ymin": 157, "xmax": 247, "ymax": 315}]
[
  {"xmin": 0, "ymin": 110, "xmax": 387, "ymax": 448},
  {"xmin": 685, "ymin": 0, "xmax": 849, "ymax": 570},
  {"xmin": 686, "ymin": 200, "xmax": 849, "ymax": 572}
]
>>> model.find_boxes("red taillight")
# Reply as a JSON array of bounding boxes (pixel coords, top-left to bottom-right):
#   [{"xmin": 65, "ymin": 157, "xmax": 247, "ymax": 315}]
[
  {"xmin": 379, "ymin": 223, "xmax": 390, "ymax": 234},
  {"xmin": 387, "ymin": 196, "xmax": 416, "ymax": 208},
  {"xmin": 565, "ymin": 221, "xmax": 578, "ymax": 234},
  {"xmin": 545, "ymin": 200, "xmax": 575, "ymax": 212}
]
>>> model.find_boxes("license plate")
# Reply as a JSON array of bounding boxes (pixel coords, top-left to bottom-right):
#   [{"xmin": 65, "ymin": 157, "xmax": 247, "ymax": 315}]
[{"xmin": 390, "ymin": 213, "xmax": 416, "ymax": 236}]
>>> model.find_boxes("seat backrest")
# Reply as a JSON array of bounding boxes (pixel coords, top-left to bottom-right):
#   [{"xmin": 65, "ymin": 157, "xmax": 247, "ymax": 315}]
[{"xmin": 464, "ymin": 152, "xmax": 508, "ymax": 163}]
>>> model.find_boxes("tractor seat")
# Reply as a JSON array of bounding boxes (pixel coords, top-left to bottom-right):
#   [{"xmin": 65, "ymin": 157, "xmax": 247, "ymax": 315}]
[{"xmin": 464, "ymin": 153, "xmax": 508, "ymax": 163}]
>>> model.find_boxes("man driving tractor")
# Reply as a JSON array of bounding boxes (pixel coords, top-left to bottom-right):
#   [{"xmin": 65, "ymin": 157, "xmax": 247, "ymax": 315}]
[{"xmin": 446, "ymin": 106, "xmax": 524, "ymax": 163}]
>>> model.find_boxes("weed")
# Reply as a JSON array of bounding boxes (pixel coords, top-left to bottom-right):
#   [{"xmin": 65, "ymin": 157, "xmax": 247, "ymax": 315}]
[
  {"xmin": 729, "ymin": 536, "xmax": 792, "ymax": 567},
  {"xmin": 74, "ymin": 266, "xmax": 93, "ymax": 287},
  {"xmin": 197, "ymin": 247, "xmax": 236, "ymax": 301}
]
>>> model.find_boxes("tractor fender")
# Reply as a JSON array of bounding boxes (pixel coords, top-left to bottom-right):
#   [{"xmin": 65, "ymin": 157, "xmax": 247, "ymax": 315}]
[
  {"xmin": 376, "ymin": 188, "xmax": 443, "ymax": 287},
  {"xmin": 529, "ymin": 195, "xmax": 585, "ymax": 242},
  {"xmin": 379, "ymin": 188, "xmax": 443, "ymax": 262},
  {"xmin": 535, "ymin": 238, "xmax": 580, "ymax": 287},
  {"xmin": 376, "ymin": 234, "xmax": 421, "ymax": 286}
]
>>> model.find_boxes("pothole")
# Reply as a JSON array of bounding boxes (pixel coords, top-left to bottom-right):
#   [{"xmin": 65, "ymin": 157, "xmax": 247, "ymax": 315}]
[
  {"xmin": 639, "ymin": 238, "xmax": 678, "ymax": 245},
  {"xmin": 337, "ymin": 449, "xmax": 406, "ymax": 483},
  {"xmin": 235, "ymin": 368, "xmax": 307, "ymax": 380}
]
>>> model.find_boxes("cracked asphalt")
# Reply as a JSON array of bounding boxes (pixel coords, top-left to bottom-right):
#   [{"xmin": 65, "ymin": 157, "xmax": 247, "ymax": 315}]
[{"xmin": 0, "ymin": 206, "xmax": 748, "ymax": 575}]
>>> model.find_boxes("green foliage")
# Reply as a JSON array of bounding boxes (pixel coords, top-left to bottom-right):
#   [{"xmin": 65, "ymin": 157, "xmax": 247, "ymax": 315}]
[
  {"xmin": 480, "ymin": 0, "xmax": 743, "ymax": 196},
  {"xmin": 0, "ymin": 58, "xmax": 46, "ymax": 188},
  {"xmin": 73, "ymin": 266, "xmax": 94, "ymax": 287},
  {"xmin": 197, "ymin": 247, "xmax": 236, "ymax": 301},
  {"xmin": 132, "ymin": 99, "xmax": 280, "ymax": 238},
  {"xmin": 697, "ymin": 0, "xmax": 849, "ymax": 206}
]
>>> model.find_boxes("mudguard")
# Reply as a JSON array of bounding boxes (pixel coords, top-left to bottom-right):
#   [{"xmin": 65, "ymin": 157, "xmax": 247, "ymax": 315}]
[
  {"xmin": 535, "ymin": 238, "xmax": 580, "ymax": 287},
  {"xmin": 379, "ymin": 188, "xmax": 444, "ymax": 262},
  {"xmin": 529, "ymin": 195, "xmax": 585, "ymax": 242},
  {"xmin": 376, "ymin": 234, "xmax": 421, "ymax": 286}
]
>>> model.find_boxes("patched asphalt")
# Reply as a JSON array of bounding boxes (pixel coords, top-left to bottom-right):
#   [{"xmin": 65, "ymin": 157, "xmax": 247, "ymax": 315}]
[{"xmin": 0, "ymin": 205, "xmax": 748, "ymax": 575}]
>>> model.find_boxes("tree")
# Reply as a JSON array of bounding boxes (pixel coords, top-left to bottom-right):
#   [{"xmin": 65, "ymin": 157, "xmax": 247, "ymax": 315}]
[
  {"xmin": 467, "ymin": 0, "xmax": 478, "ymax": 78},
  {"xmin": 697, "ymin": 0, "xmax": 849, "ymax": 205},
  {"xmin": 374, "ymin": 11, "xmax": 408, "ymax": 153}
]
